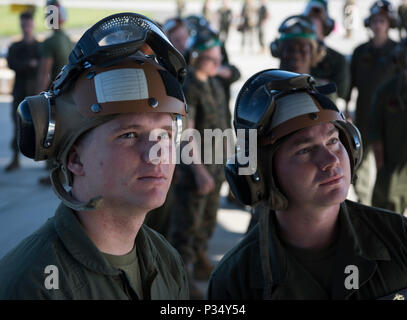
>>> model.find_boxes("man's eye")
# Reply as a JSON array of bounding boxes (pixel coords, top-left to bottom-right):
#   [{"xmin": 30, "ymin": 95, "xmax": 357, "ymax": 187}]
[
  {"xmin": 328, "ymin": 137, "xmax": 339, "ymax": 145},
  {"xmin": 159, "ymin": 131, "xmax": 172, "ymax": 140},
  {"xmin": 297, "ymin": 147, "xmax": 312, "ymax": 155},
  {"xmin": 120, "ymin": 132, "xmax": 137, "ymax": 139}
]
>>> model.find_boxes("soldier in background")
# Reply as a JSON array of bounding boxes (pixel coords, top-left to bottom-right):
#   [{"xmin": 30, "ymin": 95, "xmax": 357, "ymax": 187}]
[
  {"xmin": 304, "ymin": 0, "xmax": 350, "ymax": 103},
  {"xmin": 5, "ymin": 10, "xmax": 40, "ymax": 172},
  {"xmin": 345, "ymin": 0, "xmax": 399, "ymax": 206},
  {"xmin": 270, "ymin": 15, "xmax": 325, "ymax": 75},
  {"xmin": 369, "ymin": 39, "xmax": 407, "ymax": 215},
  {"xmin": 176, "ymin": 0, "xmax": 185, "ymax": 18},
  {"xmin": 36, "ymin": 0, "xmax": 74, "ymax": 185},
  {"xmin": 257, "ymin": 0, "xmax": 269, "ymax": 54},
  {"xmin": 343, "ymin": 0, "xmax": 358, "ymax": 39},
  {"xmin": 162, "ymin": 17, "xmax": 190, "ymax": 57},
  {"xmin": 169, "ymin": 31, "xmax": 229, "ymax": 299},
  {"xmin": 218, "ymin": 0, "xmax": 233, "ymax": 43},
  {"xmin": 239, "ymin": 0, "xmax": 258, "ymax": 52}
]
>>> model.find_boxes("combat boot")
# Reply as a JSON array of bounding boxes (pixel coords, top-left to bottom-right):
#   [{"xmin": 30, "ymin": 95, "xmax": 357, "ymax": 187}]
[
  {"xmin": 193, "ymin": 250, "xmax": 214, "ymax": 281},
  {"xmin": 4, "ymin": 158, "xmax": 19, "ymax": 172}
]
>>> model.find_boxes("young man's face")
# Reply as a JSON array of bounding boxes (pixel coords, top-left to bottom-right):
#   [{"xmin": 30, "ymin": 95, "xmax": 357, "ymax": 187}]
[
  {"xmin": 370, "ymin": 13, "xmax": 390, "ymax": 38},
  {"xmin": 20, "ymin": 17, "xmax": 34, "ymax": 37},
  {"xmin": 73, "ymin": 112, "xmax": 176, "ymax": 212},
  {"xmin": 197, "ymin": 45, "xmax": 222, "ymax": 77},
  {"xmin": 273, "ymin": 122, "xmax": 351, "ymax": 210},
  {"xmin": 280, "ymin": 39, "xmax": 313, "ymax": 74}
]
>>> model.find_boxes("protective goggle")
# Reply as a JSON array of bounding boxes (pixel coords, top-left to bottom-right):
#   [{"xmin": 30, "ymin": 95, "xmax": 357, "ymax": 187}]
[
  {"xmin": 370, "ymin": 0, "xmax": 393, "ymax": 15},
  {"xmin": 234, "ymin": 69, "xmax": 316, "ymax": 132},
  {"xmin": 234, "ymin": 69, "xmax": 339, "ymax": 143},
  {"xmin": 278, "ymin": 15, "xmax": 317, "ymax": 40},
  {"xmin": 53, "ymin": 12, "xmax": 187, "ymax": 92}
]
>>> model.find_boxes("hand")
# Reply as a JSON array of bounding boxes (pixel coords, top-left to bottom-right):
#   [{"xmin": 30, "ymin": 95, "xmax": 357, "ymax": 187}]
[
  {"xmin": 216, "ymin": 66, "xmax": 232, "ymax": 79},
  {"xmin": 193, "ymin": 165, "xmax": 215, "ymax": 195}
]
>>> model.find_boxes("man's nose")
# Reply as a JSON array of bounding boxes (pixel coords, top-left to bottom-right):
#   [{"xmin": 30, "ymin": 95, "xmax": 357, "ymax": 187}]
[
  {"xmin": 141, "ymin": 138, "xmax": 172, "ymax": 165},
  {"xmin": 317, "ymin": 147, "xmax": 340, "ymax": 171}
]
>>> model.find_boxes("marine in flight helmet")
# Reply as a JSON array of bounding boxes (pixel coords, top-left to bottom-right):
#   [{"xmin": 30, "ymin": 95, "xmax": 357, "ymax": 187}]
[
  {"xmin": 270, "ymin": 15, "xmax": 326, "ymax": 68},
  {"xmin": 225, "ymin": 69, "xmax": 362, "ymax": 209},
  {"xmin": 364, "ymin": 0, "xmax": 399, "ymax": 29},
  {"xmin": 16, "ymin": 12, "xmax": 188, "ymax": 211}
]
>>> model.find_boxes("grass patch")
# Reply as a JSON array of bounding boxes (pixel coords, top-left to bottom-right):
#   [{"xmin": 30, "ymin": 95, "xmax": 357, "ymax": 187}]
[{"xmin": 0, "ymin": 6, "xmax": 152, "ymax": 37}]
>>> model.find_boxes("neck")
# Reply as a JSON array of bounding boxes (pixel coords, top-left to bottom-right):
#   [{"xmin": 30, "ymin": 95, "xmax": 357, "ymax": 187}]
[
  {"xmin": 76, "ymin": 205, "xmax": 147, "ymax": 255},
  {"xmin": 372, "ymin": 34, "xmax": 388, "ymax": 47},
  {"xmin": 195, "ymin": 69, "xmax": 209, "ymax": 81},
  {"xmin": 23, "ymin": 34, "xmax": 34, "ymax": 43},
  {"xmin": 275, "ymin": 204, "xmax": 340, "ymax": 250}
]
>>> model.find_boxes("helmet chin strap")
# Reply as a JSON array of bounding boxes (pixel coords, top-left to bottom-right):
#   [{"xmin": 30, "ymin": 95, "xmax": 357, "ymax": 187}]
[{"xmin": 50, "ymin": 166, "xmax": 104, "ymax": 212}]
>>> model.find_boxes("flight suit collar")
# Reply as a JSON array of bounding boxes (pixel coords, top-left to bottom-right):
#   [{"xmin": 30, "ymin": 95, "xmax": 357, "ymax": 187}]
[
  {"xmin": 257, "ymin": 201, "xmax": 391, "ymax": 299},
  {"xmin": 54, "ymin": 202, "xmax": 159, "ymax": 288}
]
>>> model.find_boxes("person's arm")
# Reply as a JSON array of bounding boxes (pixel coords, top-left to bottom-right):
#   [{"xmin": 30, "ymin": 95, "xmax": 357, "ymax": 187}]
[
  {"xmin": 36, "ymin": 56, "xmax": 54, "ymax": 93},
  {"xmin": 183, "ymin": 80, "xmax": 215, "ymax": 195},
  {"xmin": 217, "ymin": 64, "xmax": 241, "ymax": 86}
]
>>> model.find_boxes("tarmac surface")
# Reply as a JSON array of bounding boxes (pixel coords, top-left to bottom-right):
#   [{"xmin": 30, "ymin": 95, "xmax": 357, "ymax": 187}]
[{"xmin": 0, "ymin": 0, "xmax": 394, "ymax": 296}]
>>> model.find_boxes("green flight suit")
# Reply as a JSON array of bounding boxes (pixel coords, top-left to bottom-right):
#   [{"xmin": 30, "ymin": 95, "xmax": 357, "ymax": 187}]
[
  {"xmin": 347, "ymin": 39, "xmax": 398, "ymax": 205},
  {"xmin": 207, "ymin": 200, "xmax": 407, "ymax": 299},
  {"xmin": 369, "ymin": 74, "xmax": 407, "ymax": 214},
  {"xmin": 0, "ymin": 203, "xmax": 189, "ymax": 299}
]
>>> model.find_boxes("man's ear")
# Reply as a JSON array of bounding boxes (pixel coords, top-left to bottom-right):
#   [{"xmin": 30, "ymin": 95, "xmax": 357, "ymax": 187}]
[{"xmin": 67, "ymin": 146, "xmax": 85, "ymax": 176}]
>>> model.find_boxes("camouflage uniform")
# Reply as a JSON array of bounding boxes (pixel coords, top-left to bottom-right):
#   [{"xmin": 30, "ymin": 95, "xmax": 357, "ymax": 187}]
[
  {"xmin": 169, "ymin": 68, "xmax": 229, "ymax": 264},
  {"xmin": 311, "ymin": 46, "xmax": 350, "ymax": 101},
  {"xmin": 347, "ymin": 39, "xmax": 398, "ymax": 205},
  {"xmin": 369, "ymin": 74, "xmax": 407, "ymax": 214}
]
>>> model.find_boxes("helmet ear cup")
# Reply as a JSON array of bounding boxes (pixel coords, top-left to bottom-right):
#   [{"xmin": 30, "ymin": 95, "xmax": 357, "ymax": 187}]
[
  {"xmin": 270, "ymin": 39, "xmax": 281, "ymax": 58},
  {"xmin": 323, "ymin": 17, "xmax": 335, "ymax": 36},
  {"xmin": 17, "ymin": 99, "xmax": 36, "ymax": 159},
  {"xmin": 224, "ymin": 155, "xmax": 267, "ymax": 206},
  {"xmin": 16, "ymin": 95, "xmax": 51, "ymax": 161}
]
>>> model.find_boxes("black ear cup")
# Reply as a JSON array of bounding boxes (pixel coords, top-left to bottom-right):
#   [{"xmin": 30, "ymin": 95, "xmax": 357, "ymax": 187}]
[
  {"xmin": 224, "ymin": 161, "xmax": 253, "ymax": 206},
  {"xmin": 270, "ymin": 39, "xmax": 281, "ymax": 58},
  {"xmin": 324, "ymin": 17, "xmax": 335, "ymax": 36},
  {"xmin": 17, "ymin": 99, "xmax": 36, "ymax": 159}
]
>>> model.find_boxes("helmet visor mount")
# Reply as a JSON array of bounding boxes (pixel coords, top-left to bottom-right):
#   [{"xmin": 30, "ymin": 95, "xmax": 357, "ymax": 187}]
[{"xmin": 53, "ymin": 12, "xmax": 187, "ymax": 92}]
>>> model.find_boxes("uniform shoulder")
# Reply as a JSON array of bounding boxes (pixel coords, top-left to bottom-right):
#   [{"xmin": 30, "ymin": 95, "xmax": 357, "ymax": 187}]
[
  {"xmin": 211, "ymin": 224, "xmax": 260, "ymax": 277},
  {"xmin": 326, "ymin": 46, "xmax": 346, "ymax": 59},
  {"xmin": 352, "ymin": 42, "xmax": 370, "ymax": 54},
  {"xmin": 345, "ymin": 200, "xmax": 407, "ymax": 236},
  {"xmin": 0, "ymin": 218, "xmax": 68, "ymax": 299}
]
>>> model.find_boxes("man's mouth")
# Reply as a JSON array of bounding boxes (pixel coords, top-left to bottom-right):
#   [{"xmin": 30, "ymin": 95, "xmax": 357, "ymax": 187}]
[{"xmin": 319, "ymin": 175, "xmax": 343, "ymax": 186}]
